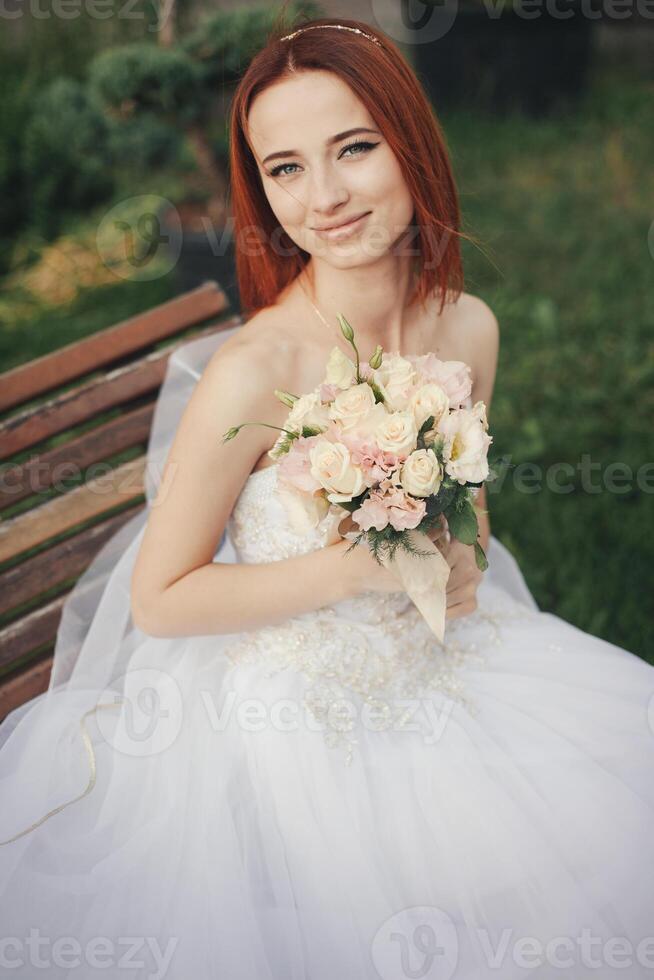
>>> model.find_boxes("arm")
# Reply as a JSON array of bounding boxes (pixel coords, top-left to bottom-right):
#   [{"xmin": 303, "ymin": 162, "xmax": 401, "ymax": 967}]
[
  {"xmin": 467, "ymin": 295, "xmax": 500, "ymax": 553},
  {"xmin": 438, "ymin": 296, "xmax": 499, "ymax": 616}
]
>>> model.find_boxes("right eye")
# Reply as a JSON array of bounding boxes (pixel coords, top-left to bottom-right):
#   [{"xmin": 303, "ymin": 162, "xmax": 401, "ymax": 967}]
[{"xmin": 270, "ymin": 162, "xmax": 299, "ymax": 178}]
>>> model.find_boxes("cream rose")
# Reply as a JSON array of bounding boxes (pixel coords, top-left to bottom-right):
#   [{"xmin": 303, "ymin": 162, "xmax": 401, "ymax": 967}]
[
  {"xmin": 408, "ymin": 382, "xmax": 450, "ymax": 430},
  {"xmin": 309, "ymin": 440, "xmax": 366, "ymax": 503},
  {"xmin": 276, "ymin": 483, "xmax": 331, "ymax": 533},
  {"xmin": 372, "ymin": 353, "xmax": 417, "ymax": 411},
  {"xmin": 437, "ymin": 404, "xmax": 492, "ymax": 484},
  {"xmin": 399, "ymin": 448, "xmax": 443, "ymax": 497},
  {"xmin": 328, "ymin": 383, "xmax": 378, "ymax": 432},
  {"xmin": 285, "ymin": 392, "xmax": 331, "ymax": 435},
  {"xmin": 374, "ymin": 411, "xmax": 418, "ymax": 457},
  {"xmin": 324, "ymin": 347, "xmax": 357, "ymax": 389}
]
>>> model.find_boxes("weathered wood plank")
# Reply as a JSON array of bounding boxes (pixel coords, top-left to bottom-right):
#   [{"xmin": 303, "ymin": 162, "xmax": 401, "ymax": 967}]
[{"xmin": 0, "ymin": 654, "xmax": 53, "ymax": 723}]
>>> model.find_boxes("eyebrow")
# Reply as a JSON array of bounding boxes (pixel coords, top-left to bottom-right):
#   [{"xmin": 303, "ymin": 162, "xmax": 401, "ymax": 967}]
[{"xmin": 261, "ymin": 127, "xmax": 381, "ymax": 166}]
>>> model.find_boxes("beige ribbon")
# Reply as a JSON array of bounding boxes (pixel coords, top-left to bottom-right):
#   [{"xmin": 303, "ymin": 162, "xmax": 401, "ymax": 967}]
[{"xmin": 380, "ymin": 529, "xmax": 451, "ymax": 644}]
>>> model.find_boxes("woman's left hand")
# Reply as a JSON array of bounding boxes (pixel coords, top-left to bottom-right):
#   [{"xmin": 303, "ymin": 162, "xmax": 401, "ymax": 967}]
[{"xmin": 425, "ymin": 525, "xmax": 483, "ymax": 620}]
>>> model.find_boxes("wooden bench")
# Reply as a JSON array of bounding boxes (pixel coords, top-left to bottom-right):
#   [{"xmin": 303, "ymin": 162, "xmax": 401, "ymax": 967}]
[{"xmin": 0, "ymin": 281, "xmax": 241, "ymax": 722}]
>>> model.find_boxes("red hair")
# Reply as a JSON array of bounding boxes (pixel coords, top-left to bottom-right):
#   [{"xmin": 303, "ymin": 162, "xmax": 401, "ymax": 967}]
[{"xmin": 229, "ymin": 14, "xmax": 468, "ymax": 318}]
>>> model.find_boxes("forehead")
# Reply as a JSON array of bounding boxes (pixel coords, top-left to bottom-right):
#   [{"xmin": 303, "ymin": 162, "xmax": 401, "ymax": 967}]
[{"xmin": 247, "ymin": 70, "xmax": 374, "ymax": 161}]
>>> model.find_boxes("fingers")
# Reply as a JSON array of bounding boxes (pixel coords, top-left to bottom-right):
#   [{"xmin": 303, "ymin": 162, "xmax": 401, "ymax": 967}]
[{"xmin": 445, "ymin": 596, "xmax": 478, "ymax": 620}]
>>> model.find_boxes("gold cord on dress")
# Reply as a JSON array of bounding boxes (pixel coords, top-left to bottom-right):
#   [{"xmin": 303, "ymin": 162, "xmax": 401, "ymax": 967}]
[{"xmin": 0, "ymin": 698, "xmax": 125, "ymax": 847}]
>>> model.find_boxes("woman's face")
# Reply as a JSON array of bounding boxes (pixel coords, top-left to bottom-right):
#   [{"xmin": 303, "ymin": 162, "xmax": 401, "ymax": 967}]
[{"xmin": 247, "ymin": 70, "xmax": 415, "ymax": 267}]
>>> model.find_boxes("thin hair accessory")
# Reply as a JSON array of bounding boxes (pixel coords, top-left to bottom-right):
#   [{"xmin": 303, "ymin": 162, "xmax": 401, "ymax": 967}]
[{"xmin": 279, "ymin": 24, "xmax": 383, "ymax": 47}]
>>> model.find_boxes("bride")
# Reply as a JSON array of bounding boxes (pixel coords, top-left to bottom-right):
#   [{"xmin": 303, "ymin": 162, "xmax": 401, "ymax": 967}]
[{"xmin": 1, "ymin": 16, "xmax": 653, "ymax": 980}]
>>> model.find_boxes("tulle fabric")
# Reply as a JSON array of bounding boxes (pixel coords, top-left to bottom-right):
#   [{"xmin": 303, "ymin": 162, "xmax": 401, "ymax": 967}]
[{"xmin": 1, "ymin": 327, "xmax": 653, "ymax": 979}]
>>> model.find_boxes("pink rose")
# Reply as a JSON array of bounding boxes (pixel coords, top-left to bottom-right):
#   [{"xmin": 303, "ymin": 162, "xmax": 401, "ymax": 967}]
[
  {"xmin": 339, "ymin": 433, "xmax": 400, "ymax": 486},
  {"xmin": 277, "ymin": 436, "xmax": 324, "ymax": 492},
  {"xmin": 351, "ymin": 492, "xmax": 391, "ymax": 531},
  {"xmin": 386, "ymin": 489, "xmax": 426, "ymax": 531},
  {"xmin": 319, "ymin": 382, "xmax": 339, "ymax": 403},
  {"xmin": 407, "ymin": 354, "xmax": 472, "ymax": 408}
]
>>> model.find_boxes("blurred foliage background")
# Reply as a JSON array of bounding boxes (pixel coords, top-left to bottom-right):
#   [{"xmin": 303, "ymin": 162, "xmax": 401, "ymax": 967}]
[{"xmin": 0, "ymin": 0, "xmax": 652, "ymax": 660}]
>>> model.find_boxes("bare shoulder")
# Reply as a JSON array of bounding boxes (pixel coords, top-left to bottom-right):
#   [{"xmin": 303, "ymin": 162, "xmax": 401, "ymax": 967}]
[
  {"xmin": 449, "ymin": 292, "xmax": 499, "ymax": 355},
  {"xmin": 446, "ymin": 292, "xmax": 500, "ymax": 407},
  {"xmin": 204, "ymin": 311, "xmax": 279, "ymax": 376},
  {"xmin": 201, "ymin": 308, "xmax": 297, "ymax": 400}
]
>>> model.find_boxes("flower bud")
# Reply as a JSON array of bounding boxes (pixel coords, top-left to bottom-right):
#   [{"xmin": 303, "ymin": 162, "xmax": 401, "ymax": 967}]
[
  {"xmin": 337, "ymin": 313, "xmax": 354, "ymax": 342},
  {"xmin": 369, "ymin": 345, "xmax": 383, "ymax": 369},
  {"xmin": 221, "ymin": 426, "xmax": 240, "ymax": 443},
  {"xmin": 274, "ymin": 389, "xmax": 298, "ymax": 408}
]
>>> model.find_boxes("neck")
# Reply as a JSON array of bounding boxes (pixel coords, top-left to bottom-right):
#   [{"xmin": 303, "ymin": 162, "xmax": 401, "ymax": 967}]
[{"xmin": 300, "ymin": 252, "xmax": 429, "ymax": 355}]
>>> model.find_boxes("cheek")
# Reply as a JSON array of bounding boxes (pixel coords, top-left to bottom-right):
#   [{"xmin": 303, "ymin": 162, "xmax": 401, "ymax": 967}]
[
  {"xmin": 265, "ymin": 182, "xmax": 305, "ymax": 228},
  {"xmin": 362, "ymin": 154, "xmax": 414, "ymax": 219}
]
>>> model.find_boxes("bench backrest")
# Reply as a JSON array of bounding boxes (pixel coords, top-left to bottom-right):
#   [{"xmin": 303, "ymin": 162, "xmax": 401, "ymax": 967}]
[{"xmin": 0, "ymin": 280, "xmax": 241, "ymax": 721}]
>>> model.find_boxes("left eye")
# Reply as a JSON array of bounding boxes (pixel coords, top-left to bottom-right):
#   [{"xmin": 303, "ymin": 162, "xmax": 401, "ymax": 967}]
[{"xmin": 340, "ymin": 140, "xmax": 378, "ymax": 157}]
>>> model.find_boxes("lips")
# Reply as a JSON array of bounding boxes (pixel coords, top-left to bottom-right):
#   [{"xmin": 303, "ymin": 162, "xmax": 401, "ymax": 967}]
[{"xmin": 313, "ymin": 212, "xmax": 370, "ymax": 239}]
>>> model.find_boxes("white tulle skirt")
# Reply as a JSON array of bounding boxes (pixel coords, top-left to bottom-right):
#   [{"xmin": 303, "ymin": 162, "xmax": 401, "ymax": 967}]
[{"xmin": 1, "ymin": 533, "xmax": 654, "ymax": 980}]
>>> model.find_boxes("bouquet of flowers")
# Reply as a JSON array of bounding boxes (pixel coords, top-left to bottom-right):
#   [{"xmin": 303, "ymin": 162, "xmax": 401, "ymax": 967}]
[{"xmin": 223, "ymin": 314, "xmax": 494, "ymax": 643}]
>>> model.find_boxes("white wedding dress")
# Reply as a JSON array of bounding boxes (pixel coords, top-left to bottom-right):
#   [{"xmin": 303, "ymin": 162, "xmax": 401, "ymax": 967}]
[{"xmin": 1, "ymin": 326, "xmax": 653, "ymax": 980}]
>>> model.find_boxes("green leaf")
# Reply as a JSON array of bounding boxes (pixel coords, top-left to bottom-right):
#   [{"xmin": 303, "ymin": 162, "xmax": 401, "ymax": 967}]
[
  {"xmin": 474, "ymin": 541, "xmax": 489, "ymax": 571},
  {"xmin": 446, "ymin": 497, "xmax": 478, "ymax": 545},
  {"xmin": 367, "ymin": 379, "xmax": 385, "ymax": 404}
]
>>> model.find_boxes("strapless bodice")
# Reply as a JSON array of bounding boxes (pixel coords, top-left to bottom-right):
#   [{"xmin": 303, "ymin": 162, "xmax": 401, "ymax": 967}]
[
  {"xmin": 225, "ymin": 461, "xmax": 415, "ymax": 624},
  {"xmin": 226, "ymin": 463, "xmax": 342, "ymax": 563}
]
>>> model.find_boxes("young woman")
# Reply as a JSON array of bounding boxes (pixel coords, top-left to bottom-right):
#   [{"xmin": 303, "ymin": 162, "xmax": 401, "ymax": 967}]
[{"xmin": 1, "ymin": 17, "xmax": 653, "ymax": 980}]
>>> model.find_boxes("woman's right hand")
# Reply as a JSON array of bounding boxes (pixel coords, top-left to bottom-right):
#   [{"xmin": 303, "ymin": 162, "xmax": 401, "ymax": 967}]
[{"xmin": 331, "ymin": 515, "xmax": 449, "ymax": 597}]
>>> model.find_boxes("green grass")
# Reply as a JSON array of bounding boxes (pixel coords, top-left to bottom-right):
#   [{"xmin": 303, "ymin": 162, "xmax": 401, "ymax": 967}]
[
  {"xmin": 444, "ymin": 63, "xmax": 654, "ymax": 661},
  {"xmin": 1, "ymin": 61, "xmax": 651, "ymax": 661}
]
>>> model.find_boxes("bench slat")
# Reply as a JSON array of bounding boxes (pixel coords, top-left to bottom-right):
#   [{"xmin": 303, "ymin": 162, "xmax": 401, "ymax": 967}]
[
  {"xmin": 0, "ymin": 282, "xmax": 228, "ymax": 413},
  {"xmin": 0, "ymin": 456, "xmax": 146, "ymax": 565},
  {"xmin": 0, "ymin": 317, "xmax": 239, "ymax": 460},
  {"xmin": 0, "ymin": 504, "xmax": 143, "ymax": 616},
  {"xmin": 1, "ymin": 404, "xmax": 154, "ymax": 510},
  {"xmin": 0, "ymin": 595, "xmax": 66, "ymax": 670},
  {"xmin": 0, "ymin": 655, "xmax": 54, "ymax": 723}
]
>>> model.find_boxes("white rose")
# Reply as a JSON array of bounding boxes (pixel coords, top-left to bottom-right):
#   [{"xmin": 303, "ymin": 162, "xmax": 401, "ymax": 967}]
[
  {"xmin": 309, "ymin": 440, "xmax": 366, "ymax": 503},
  {"xmin": 286, "ymin": 392, "xmax": 331, "ymax": 434},
  {"xmin": 437, "ymin": 406, "xmax": 493, "ymax": 484},
  {"xmin": 375, "ymin": 411, "xmax": 418, "ymax": 456},
  {"xmin": 400, "ymin": 448, "xmax": 443, "ymax": 497},
  {"xmin": 276, "ymin": 483, "xmax": 331, "ymax": 532},
  {"xmin": 372, "ymin": 353, "xmax": 416, "ymax": 411},
  {"xmin": 408, "ymin": 382, "xmax": 450, "ymax": 430},
  {"xmin": 324, "ymin": 347, "xmax": 357, "ymax": 389},
  {"xmin": 328, "ymin": 383, "xmax": 377, "ymax": 432}
]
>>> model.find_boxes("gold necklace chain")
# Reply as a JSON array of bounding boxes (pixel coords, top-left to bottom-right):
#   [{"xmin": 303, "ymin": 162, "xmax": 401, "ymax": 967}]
[{"xmin": 297, "ymin": 272, "xmax": 333, "ymax": 332}]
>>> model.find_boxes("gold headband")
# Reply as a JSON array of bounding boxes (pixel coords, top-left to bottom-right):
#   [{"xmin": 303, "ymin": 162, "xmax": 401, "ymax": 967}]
[{"xmin": 280, "ymin": 24, "xmax": 383, "ymax": 47}]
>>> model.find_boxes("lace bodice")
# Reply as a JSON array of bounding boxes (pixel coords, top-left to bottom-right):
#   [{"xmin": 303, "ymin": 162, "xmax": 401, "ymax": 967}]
[{"xmin": 222, "ymin": 459, "xmax": 538, "ymax": 765}]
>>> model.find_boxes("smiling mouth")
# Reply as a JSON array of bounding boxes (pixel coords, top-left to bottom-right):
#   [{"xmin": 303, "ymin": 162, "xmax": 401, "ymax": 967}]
[{"xmin": 312, "ymin": 212, "xmax": 371, "ymax": 238}]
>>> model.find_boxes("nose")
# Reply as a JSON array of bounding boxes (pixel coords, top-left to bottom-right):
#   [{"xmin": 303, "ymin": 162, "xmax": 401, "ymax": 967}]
[{"xmin": 307, "ymin": 162, "xmax": 349, "ymax": 224}]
